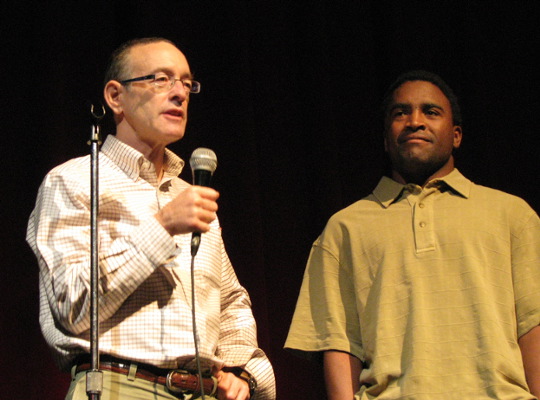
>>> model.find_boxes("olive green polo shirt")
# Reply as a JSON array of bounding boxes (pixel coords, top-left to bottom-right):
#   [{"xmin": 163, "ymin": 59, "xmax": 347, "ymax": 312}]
[{"xmin": 285, "ymin": 169, "xmax": 540, "ymax": 399}]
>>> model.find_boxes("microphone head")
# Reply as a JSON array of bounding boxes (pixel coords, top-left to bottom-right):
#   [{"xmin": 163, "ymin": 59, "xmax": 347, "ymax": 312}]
[{"xmin": 190, "ymin": 147, "xmax": 218, "ymax": 174}]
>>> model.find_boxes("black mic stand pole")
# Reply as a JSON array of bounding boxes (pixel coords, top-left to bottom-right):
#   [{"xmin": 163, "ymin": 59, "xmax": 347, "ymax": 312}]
[{"xmin": 86, "ymin": 104, "xmax": 105, "ymax": 400}]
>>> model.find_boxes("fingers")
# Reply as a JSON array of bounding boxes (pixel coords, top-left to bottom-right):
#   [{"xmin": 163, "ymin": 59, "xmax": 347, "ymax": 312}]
[
  {"xmin": 192, "ymin": 185, "xmax": 220, "ymax": 202},
  {"xmin": 154, "ymin": 186, "xmax": 220, "ymax": 236},
  {"xmin": 215, "ymin": 371, "xmax": 250, "ymax": 400},
  {"xmin": 187, "ymin": 186, "xmax": 219, "ymax": 223}
]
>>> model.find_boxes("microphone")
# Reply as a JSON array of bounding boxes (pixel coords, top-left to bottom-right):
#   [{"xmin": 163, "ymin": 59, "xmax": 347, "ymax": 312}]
[{"xmin": 189, "ymin": 148, "xmax": 218, "ymax": 256}]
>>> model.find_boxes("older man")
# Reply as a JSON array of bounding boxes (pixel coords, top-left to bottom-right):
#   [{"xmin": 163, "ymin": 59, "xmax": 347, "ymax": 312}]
[{"xmin": 27, "ymin": 37, "xmax": 275, "ymax": 400}]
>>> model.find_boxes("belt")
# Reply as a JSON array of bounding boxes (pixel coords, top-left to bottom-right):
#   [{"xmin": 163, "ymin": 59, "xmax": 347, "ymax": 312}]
[{"xmin": 75, "ymin": 355, "xmax": 217, "ymax": 396}]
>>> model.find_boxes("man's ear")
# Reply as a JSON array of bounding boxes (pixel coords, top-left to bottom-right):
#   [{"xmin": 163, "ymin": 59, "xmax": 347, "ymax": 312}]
[
  {"xmin": 103, "ymin": 80, "xmax": 124, "ymax": 116},
  {"xmin": 383, "ymin": 127, "xmax": 390, "ymax": 152},
  {"xmin": 453, "ymin": 125, "xmax": 463, "ymax": 149}
]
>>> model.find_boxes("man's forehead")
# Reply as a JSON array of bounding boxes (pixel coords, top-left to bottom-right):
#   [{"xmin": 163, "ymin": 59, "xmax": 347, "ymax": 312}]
[
  {"xmin": 130, "ymin": 40, "xmax": 179, "ymax": 53},
  {"xmin": 127, "ymin": 41, "xmax": 190, "ymax": 73},
  {"xmin": 392, "ymin": 80, "xmax": 449, "ymax": 104}
]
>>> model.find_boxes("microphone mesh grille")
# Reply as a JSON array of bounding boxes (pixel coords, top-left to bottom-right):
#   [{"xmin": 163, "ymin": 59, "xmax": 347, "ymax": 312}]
[{"xmin": 189, "ymin": 147, "xmax": 218, "ymax": 173}]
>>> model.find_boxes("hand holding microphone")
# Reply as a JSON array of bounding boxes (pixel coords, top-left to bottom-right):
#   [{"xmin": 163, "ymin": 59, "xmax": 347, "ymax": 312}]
[{"xmin": 154, "ymin": 148, "xmax": 218, "ymax": 250}]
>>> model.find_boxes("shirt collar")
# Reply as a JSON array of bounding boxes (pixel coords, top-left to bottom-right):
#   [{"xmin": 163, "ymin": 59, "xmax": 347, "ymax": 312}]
[
  {"xmin": 373, "ymin": 168, "xmax": 472, "ymax": 208},
  {"xmin": 100, "ymin": 135, "xmax": 185, "ymax": 181},
  {"xmin": 433, "ymin": 168, "xmax": 472, "ymax": 198}
]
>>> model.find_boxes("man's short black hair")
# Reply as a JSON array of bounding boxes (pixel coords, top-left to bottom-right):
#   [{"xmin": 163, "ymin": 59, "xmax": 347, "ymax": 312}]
[{"xmin": 381, "ymin": 70, "xmax": 462, "ymax": 126}]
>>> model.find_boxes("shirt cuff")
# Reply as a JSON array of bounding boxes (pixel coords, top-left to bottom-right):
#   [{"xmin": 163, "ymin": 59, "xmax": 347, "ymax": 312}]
[{"xmin": 243, "ymin": 355, "xmax": 276, "ymax": 400}]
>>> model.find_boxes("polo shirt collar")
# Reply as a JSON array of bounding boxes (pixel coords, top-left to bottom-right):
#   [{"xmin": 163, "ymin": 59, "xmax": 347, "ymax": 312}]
[
  {"xmin": 433, "ymin": 168, "xmax": 472, "ymax": 199},
  {"xmin": 373, "ymin": 168, "xmax": 472, "ymax": 208}
]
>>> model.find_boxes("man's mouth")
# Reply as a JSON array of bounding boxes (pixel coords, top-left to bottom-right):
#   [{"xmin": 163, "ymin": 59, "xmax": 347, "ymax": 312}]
[
  {"xmin": 163, "ymin": 109, "xmax": 184, "ymax": 118},
  {"xmin": 398, "ymin": 134, "xmax": 431, "ymax": 144}
]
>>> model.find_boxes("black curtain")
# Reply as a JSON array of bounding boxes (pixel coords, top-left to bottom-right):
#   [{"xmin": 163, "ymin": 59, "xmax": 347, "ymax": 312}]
[{"xmin": 1, "ymin": 1, "xmax": 538, "ymax": 399}]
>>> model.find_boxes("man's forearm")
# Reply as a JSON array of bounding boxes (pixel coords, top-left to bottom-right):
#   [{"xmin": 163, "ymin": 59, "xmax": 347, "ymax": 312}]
[
  {"xmin": 323, "ymin": 350, "xmax": 362, "ymax": 400},
  {"xmin": 519, "ymin": 325, "xmax": 540, "ymax": 397}
]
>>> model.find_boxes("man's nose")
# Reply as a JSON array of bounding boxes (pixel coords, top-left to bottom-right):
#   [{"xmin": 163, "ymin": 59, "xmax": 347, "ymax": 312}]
[
  {"xmin": 170, "ymin": 80, "xmax": 189, "ymax": 101},
  {"xmin": 407, "ymin": 109, "xmax": 425, "ymax": 130}
]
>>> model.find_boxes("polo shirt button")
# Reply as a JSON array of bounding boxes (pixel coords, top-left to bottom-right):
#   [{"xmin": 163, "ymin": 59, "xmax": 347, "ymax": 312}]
[
  {"xmin": 419, "ymin": 221, "xmax": 426, "ymax": 228},
  {"xmin": 419, "ymin": 203, "xmax": 425, "ymax": 208}
]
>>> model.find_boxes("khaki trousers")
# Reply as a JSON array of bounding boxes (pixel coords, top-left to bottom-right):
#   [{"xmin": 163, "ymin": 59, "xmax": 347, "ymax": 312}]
[{"xmin": 66, "ymin": 367, "xmax": 217, "ymax": 400}]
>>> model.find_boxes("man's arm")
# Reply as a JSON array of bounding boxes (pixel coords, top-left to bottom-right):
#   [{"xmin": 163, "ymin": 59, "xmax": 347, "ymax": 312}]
[
  {"xmin": 213, "ymin": 238, "xmax": 275, "ymax": 399},
  {"xmin": 519, "ymin": 325, "xmax": 540, "ymax": 397},
  {"xmin": 27, "ymin": 171, "xmax": 178, "ymax": 334},
  {"xmin": 324, "ymin": 350, "xmax": 362, "ymax": 400}
]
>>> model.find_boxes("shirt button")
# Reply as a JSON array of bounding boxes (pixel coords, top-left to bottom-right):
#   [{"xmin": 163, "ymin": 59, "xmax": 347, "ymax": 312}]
[
  {"xmin": 419, "ymin": 203, "xmax": 425, "ymax": 208},
  {"xmin": 419, "ymin": 221, "xmax": 426, "ymax": 228}
]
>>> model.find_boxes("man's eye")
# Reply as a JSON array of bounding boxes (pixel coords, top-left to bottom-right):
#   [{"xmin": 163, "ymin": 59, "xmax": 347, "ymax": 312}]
[
  {"xmin": 155, "ymin": 76, "xmax": 170, "ymax": 83},
  {"xmin": 183, "ymin": 81, "xmax": 193, "ymax": 90}
]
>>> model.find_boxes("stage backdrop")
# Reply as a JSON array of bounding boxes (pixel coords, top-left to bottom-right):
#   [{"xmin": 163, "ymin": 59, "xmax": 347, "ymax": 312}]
[{"xmin": 1, "ymin": 1, "xmax": 538, "ymax": 399}]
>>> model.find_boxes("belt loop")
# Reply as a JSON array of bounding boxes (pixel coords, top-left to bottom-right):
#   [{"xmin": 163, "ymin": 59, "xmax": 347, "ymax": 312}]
[
  {"xmin": 127, "ymin": 362, "xmax": 138, "ymax": 381},
  {"xmin": 71, "ymin": 364, "xmax": 78, "ymax": 378}
]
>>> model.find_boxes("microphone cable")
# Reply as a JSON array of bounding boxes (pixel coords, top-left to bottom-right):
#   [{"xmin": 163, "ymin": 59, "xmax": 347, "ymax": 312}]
[{"xmin": 191, "ymin": 253, "xmax": 207, "ymax": 400}]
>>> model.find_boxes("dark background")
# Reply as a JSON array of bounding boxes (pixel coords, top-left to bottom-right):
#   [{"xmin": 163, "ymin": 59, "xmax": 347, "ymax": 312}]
[{"xmin": 1, "ymin": 1, "xmax": 538, "ymax": 399}]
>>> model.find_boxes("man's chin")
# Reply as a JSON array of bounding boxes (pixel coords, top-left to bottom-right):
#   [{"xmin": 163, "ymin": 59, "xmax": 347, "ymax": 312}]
[{"xmin": 163, "ymin": 129, "xmax": 186, "ymax": 144}]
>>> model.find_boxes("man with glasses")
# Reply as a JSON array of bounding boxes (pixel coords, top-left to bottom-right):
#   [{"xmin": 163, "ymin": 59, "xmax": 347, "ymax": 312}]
[{"xmin": 27, "ymin": 37, "xmax": 275, "ymax": 400}]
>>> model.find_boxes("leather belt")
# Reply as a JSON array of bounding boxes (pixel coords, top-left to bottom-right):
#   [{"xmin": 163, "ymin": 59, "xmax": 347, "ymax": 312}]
[{"xmin": 75, "ymin": 356, "xmax": 217, "ymax": 396}]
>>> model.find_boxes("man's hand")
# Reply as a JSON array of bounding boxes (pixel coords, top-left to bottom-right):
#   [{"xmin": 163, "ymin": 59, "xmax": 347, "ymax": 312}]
[
  {"xmin": 155, "ymin": 186, "xmax": 219, "ymax": 236},
  {"xmin": 214, "ymin": 370, "xmax": 251, "ymax": 400}
]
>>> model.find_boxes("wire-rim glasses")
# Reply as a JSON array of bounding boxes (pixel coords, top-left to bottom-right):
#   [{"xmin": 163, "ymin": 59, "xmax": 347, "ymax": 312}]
[{"xmin": 120, "ymin": 72, "xmax": 201, "ymax": 94}]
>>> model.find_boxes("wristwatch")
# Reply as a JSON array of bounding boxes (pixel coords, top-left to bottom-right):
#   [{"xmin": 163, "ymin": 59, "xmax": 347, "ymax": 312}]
[{"xmin": 238, "ymin": 370, "xmax": 257, "ymax": 397}]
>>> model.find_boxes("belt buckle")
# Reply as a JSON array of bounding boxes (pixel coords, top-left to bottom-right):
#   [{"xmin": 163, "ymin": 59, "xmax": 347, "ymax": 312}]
[{"xmin": 166, "ymin": 369, "xmax": 190, "ymax": 394}]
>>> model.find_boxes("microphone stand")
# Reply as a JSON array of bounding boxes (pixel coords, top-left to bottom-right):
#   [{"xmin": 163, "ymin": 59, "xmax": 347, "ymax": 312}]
[{"xmin": 86, "ymin": 104, "xmax": 105, "ymax": 400}]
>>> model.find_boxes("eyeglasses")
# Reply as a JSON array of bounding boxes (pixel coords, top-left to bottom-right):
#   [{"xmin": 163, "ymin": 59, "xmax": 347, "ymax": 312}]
[{"xmin": 120, "ymin": 72, "xmax": 201, "ymax": 94}]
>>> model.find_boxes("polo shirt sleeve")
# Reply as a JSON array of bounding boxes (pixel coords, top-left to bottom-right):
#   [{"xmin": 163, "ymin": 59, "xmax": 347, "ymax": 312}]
[
  {"xmin": 512, "ymin": 205, "xmax": 540, "ymax": 338},
  {"xmin": 284, "ymin": 216, "xmax": 364, "ymax": 361}
]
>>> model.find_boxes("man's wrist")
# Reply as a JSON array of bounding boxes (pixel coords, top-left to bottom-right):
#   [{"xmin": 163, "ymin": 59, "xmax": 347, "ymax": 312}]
[
  {"xmin": 223, "ymin": 367, "xmax": 257, "ymax": 397},
  {"xmin": 237, "ymin": 370, "xmax": 257, "ymax": 397}
]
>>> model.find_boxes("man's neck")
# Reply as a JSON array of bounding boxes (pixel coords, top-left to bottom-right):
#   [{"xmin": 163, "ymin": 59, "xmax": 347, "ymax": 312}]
[{"xmin": 391, "ymin": 160, "xmax": 455, "ymax": 187}]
